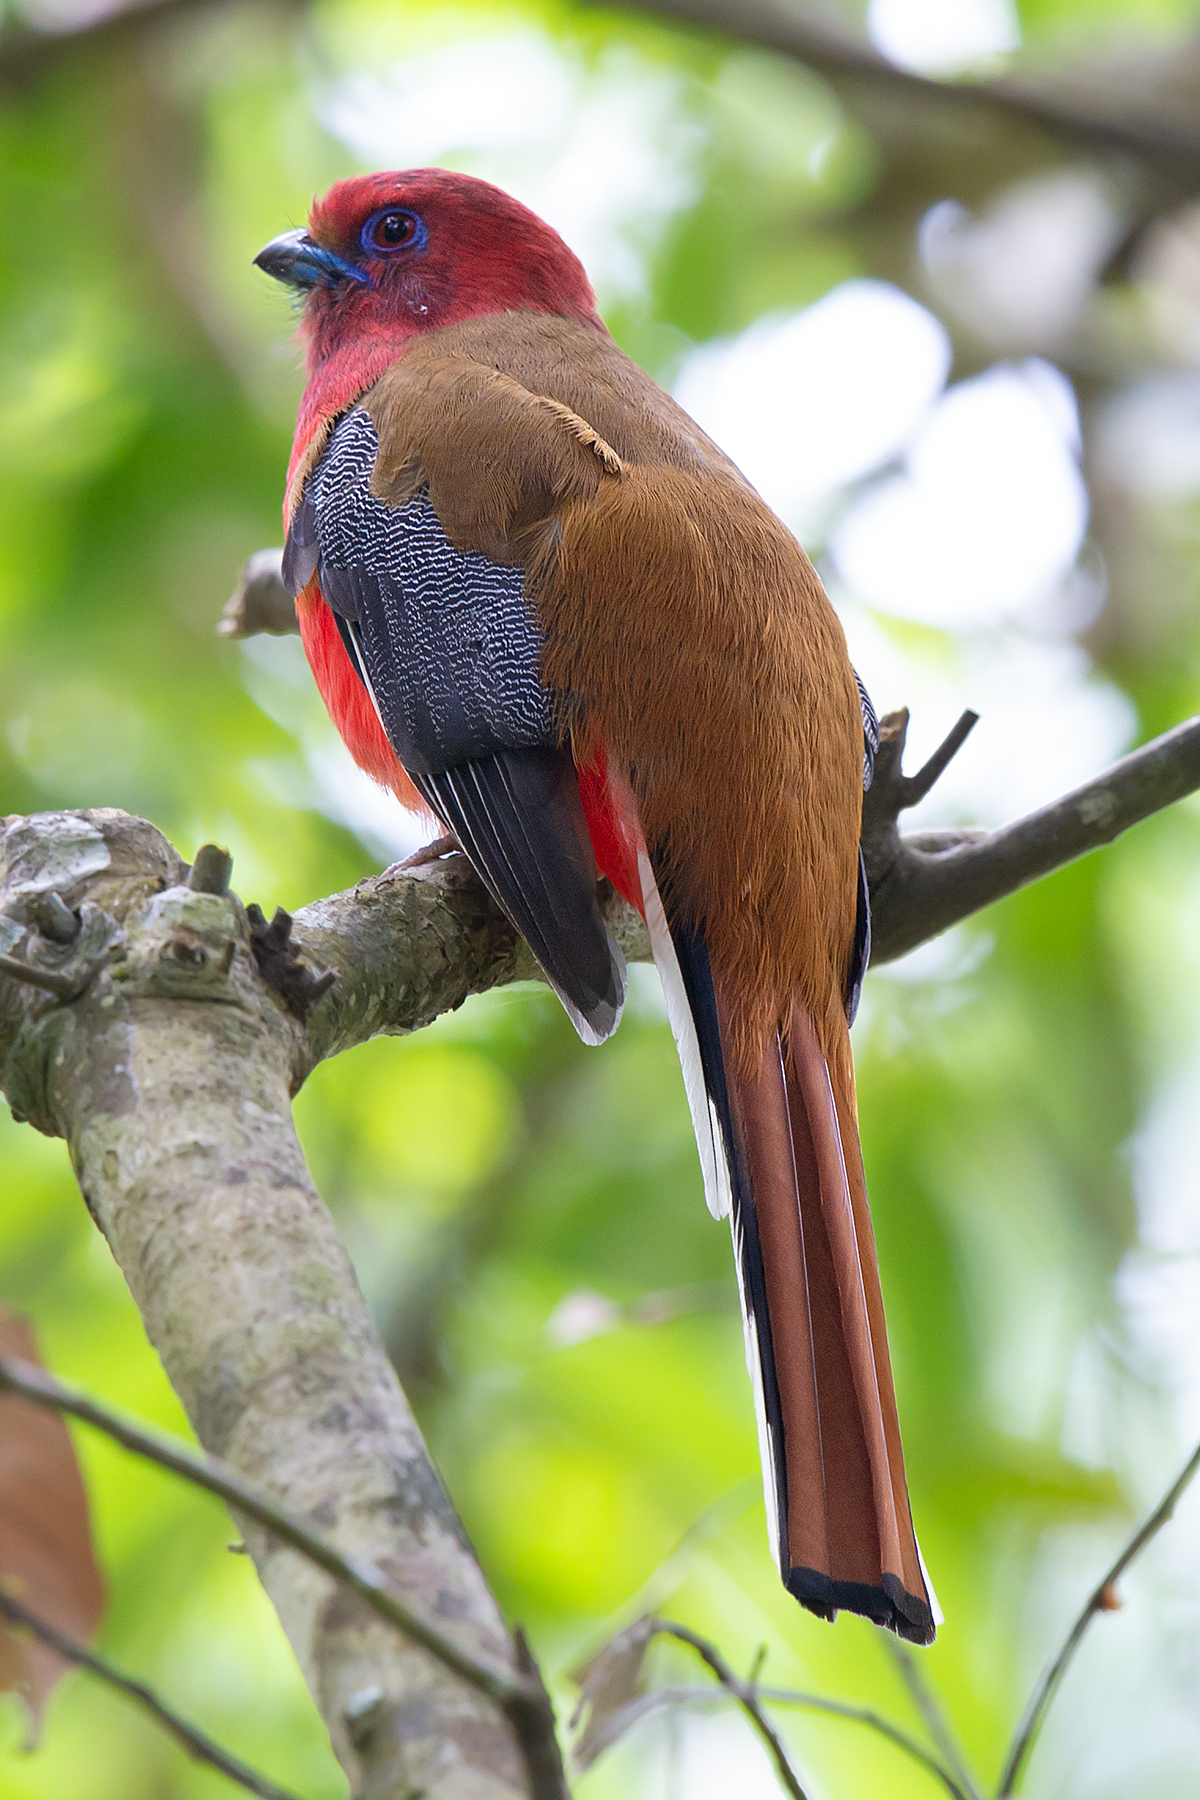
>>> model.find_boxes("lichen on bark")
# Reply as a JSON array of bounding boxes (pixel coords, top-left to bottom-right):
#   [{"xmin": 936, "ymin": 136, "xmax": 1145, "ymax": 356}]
[{"xmin": 0, "ymin": 809, "xmax": 540, "ymax": 1800}]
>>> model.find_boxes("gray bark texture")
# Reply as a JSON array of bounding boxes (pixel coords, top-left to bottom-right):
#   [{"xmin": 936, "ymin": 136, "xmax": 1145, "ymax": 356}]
[{"xmin": 0, "ymin": 810, "xmax": 543, "ymax": 1800}]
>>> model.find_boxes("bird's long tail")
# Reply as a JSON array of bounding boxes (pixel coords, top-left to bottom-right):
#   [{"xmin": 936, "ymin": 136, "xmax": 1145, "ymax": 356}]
[{"xmin": 640, "ymin": 858, "xmax": 936, "ymax": 1643}]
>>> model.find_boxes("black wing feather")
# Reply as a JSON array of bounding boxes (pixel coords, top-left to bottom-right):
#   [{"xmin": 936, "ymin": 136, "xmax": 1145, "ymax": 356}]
[
  {"xmin": 845, "ymin": 850, "xmax": 871, "ymax": 1025},
  {"xmin": 414, "ymin": 750, "xmax": 625, "ymax": 1046}
]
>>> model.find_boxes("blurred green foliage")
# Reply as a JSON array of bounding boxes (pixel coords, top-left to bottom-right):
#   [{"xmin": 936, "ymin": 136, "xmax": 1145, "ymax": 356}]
[{"xmin": 3, "ymin": 0, "xmax": 1200, "ymax": 1796}]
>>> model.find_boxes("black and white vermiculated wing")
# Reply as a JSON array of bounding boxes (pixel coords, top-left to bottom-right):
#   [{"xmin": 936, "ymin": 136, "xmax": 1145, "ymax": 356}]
[
  {"xmin": 844, "ymin": 668, "xmax": 878, "ymax": 1024},
  {"xmin": 288, "ymin": 405, "xmax": 626, "ymax": 1045},
  {"xmin": 295, "ymin": 406, "xmax": 558, "ymax": 776},
  {"xmin": 855, "ymin": 669, "xmax": 879, "ymax": 791}
]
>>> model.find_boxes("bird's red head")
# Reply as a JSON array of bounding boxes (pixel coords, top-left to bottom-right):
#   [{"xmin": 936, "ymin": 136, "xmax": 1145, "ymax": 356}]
[{"xmin": 256, "ymin": 169, "xmax": 603, "ymax": 475}]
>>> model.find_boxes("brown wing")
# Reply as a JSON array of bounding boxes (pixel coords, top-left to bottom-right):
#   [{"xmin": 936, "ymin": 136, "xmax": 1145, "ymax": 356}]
[
  {"xmin": 364, "ymin": 310, "xmax": 743, "ymax": 515},
  {"xmin": 364, "ymin": 311, "xmax": 863, "ymax": 1070}
]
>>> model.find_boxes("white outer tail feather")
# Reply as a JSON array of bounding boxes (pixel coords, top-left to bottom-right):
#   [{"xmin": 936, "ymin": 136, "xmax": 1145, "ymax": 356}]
[
  {"xmin": 637, "ymin": 851, "xmax": 731, "ymax": 1221},
  {"xmin": 637, "ymin": 852, "xmax": 783, "ymax": 1564},
  {"xmin": 730, "ymin": 1208, "xmax": 785, "ymax": 1569}
]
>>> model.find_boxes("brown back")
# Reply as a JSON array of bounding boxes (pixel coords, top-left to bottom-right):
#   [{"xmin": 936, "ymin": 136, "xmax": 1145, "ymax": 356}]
[{"xmin": 364, "ymin": 311, "xmax": 864, "ymax": 1072}]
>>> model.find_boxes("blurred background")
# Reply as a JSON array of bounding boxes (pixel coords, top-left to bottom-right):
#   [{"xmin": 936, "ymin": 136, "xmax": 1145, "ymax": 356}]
[{"xmin": 3, "ymin": 0, "xmax": 1200, "ymax": 1793}]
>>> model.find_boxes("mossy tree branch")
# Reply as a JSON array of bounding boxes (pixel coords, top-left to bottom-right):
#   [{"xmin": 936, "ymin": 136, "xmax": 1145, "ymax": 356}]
[{"xmin": 0, "ymin": 810, "xmax": 568, "ymax": 1800}]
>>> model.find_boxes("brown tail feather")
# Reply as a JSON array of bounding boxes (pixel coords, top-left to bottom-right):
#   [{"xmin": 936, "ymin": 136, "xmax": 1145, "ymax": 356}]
[{"xmin": 723, "ymin": 988, "xmax": 935, "ymax": 1643}]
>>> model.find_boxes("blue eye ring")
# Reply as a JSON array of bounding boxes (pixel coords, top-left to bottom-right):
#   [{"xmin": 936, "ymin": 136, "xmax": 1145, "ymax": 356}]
[{"xmin": 360, "ymin": 208, "xmax": 427, "ymax": 256}]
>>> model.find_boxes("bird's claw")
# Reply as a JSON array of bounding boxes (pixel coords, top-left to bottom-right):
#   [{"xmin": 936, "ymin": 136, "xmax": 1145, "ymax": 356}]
[
  {"xmin": 384, "ymin": 832, "xmax": 462, "ymax": 874},
  {"xmin": 246, "ymin": 904, "xmax": 337, "ymax": 1020}
]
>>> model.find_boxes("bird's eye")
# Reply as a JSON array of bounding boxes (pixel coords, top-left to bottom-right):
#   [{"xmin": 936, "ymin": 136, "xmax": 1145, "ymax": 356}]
[{"xmin": 361, "ymin": 209, "xmax": 423, "ymax": 254}]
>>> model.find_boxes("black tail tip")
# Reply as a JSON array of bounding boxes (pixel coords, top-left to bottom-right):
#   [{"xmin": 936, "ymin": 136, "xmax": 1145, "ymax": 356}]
[{"xmin": 787, "ymin": 1565, "xmax": 937, "ymax": 1646}]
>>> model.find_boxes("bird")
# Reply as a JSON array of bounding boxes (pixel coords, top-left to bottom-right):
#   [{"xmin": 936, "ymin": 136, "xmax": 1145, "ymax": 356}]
[{"xmin": 256, "ymin": 168, "xmax": 937, "ymax": 1645}]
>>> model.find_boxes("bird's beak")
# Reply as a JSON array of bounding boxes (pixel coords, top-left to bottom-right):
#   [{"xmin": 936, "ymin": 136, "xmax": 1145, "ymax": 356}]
[{"xmin": 253, "ymin": 228, "xmax": 369, "ymax": 290}]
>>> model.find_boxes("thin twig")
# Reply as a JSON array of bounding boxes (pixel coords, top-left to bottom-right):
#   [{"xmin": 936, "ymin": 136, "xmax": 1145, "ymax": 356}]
[
  {"xmin": 900, "ymin": 711, "xmax": 980, "ymax": 809},
  {"xmin": 756, "ymin": 1686, "xmax": 974, "ymax": 1800},
  {"xmin": 218, "ymin": 548, "xmax": 296, "ymax": 640},
  {"xmin": 0, "ymin": 1588, "xmax": 305, "ymax": 1800},
  {"xmin": 632, "ymin": 1680, "xmax": 976, "ymax": 1800},
  {"xmin": 208, "ymin": 616, "xmax": 1200, "ymax": 993},
  {"xmin": 652, "ymin": 1621, "xmax": 811, "ymax": 1800},
  {"xmin": 864, "ymin": 711, "xmax": 1200, "ymax": 964},
  {"xmin": 997, "ymin": 1438, "xmax": 1200, "ymax": 1796},
  {"xmin": 0, "ymin": 1352, "xmax": 536, "ymax": 1713},
  {"xmin": 884, "ymin": 1639, "xmax": 982, "ymax": 1800}
]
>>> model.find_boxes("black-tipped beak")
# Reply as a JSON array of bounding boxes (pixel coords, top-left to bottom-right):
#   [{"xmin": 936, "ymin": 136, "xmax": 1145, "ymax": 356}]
[{"xmin": 254, "ymin": 228, "xmax": 369, "ymax": 291}]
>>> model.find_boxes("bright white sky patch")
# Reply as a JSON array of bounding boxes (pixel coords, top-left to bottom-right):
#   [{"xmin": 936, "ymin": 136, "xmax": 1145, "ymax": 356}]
[
  {"xmin": 321, "ymin": 34, "xmax": 703, "ymax": 304},
  {"xmin": 830, "ymin": 359, "xmax": 1089, "ymax": 628},
  {"xmin": 1096, "ymin": 374, "xmax": 1200, "ymax": 500},
  {"xmin": 13, "ymin": 0, "xmax": 126, "ymax": 28},
  {"xmin": 672, "ymin": 280, "xmax": 952, "ymax": 531},
  {"xmin": 327, "ymin": 33, "xmax": 576, "ymax": 164},
  {"xmin": 1132, "ymin": 1054, "xmax": 1200, "ymax": 1260},
  {"xmin": 597, "ymin": 1708, "xmax": 782, "ymax": 1800},
  {"xmin": 842, "ymin": 602, "xmax": 1134, "ymax": 828},
  {"xmin": 867, "ymin": 0, "xmax": 1020, "ymax": 76},
  {"xmin": 920, "ymin": 172, "xmax": 1124, "ymax": 350}
]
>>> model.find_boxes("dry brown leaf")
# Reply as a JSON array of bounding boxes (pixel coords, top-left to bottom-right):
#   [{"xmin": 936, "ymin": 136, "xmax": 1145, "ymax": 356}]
[
  {"xmin": 0, "ymin": 1309, "xmax": 105, "ymax": 1738},
  {"xmin": 570, "ymin": 1614, "xmax": 657, "ymax": 1771}
]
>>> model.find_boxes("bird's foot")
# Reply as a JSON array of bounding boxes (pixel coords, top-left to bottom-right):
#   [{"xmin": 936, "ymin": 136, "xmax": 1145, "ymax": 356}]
[
  {"xmin": 384, "ymin": 832, "xmax": 462, "ymax": 875},
  {"xmin": 246, "ymin": 903, "xmax": 337, "ymax": 1020}
]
